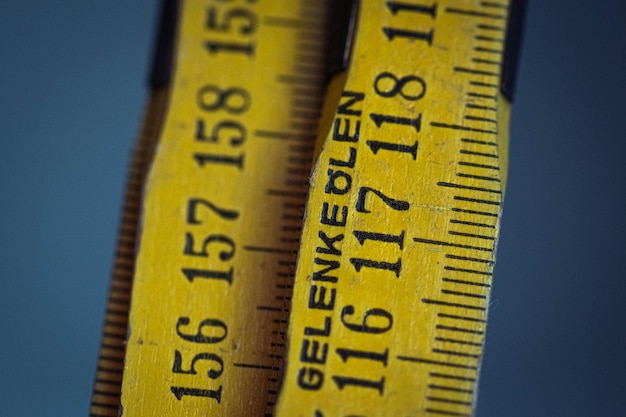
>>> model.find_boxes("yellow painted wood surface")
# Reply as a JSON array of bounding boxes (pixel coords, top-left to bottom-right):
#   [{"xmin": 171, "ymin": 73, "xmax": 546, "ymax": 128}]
[
  {"xmin": 275, "ymin": 1, "xmax": 511, "ymax": 416},
  {"xmin": 120, "ymin": 1, "xmax": 329, "ymax": 415}
]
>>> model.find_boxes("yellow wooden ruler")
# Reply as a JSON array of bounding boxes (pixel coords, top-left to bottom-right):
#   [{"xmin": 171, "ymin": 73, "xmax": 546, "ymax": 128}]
[
  {"xmin": 90, "ymin": 0, "xmax": 524, "ymax": 415},
  {"xmin": 275, "ymin": 0, "xmax": 523, "ymax": 416},
  {"xmin": 90, "ymin": 0, "xmax": 332, "ymax": 415},
  {"xmin": 118, "ymin": 0, "xmax": 333, "ymax": 414}
]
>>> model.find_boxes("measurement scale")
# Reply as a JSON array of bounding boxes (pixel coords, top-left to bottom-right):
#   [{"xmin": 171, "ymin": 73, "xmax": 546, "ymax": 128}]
[
  {"xmin": 90, "ymin": 0, "xmax": 524, "ymax": 415},
  {"xmin": 90, "ymin": 0, "xmax": 332, "ymax": 415},
  {"xmin": 275, "ymin": 0, "xmax": 524, "ymax": 416}
]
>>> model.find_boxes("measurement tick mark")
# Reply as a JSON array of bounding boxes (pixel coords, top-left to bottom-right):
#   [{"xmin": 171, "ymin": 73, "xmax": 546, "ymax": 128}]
[
  {"xmin": 445, "ymin": 253, "xmax": 493, "ymax": 264},
  {"xmin": 474, "ymin": 46, "xmax": 503, "ymax": 54},
  {"xmin": 461, "ymin": 137, "xmax": 497, "ymax": 145},
  {"xmin": 448, "ymin": 230, "xmax": 496, "ymax": 241},
  {"xmin": 234, "ymin": 363, "xmax": 279, "ymax": 371},
  {"xmin": 477, "ymin": 24, "xmax": 504, "ymax": 32},
  {"xmin": 442, "ymin": 277, "xmax": 492, "ymax": 288},
  {"xmin": 438, "ymin": 313, "xmax": 486, "ymax": 323},
  {"xmin": 445, "ymin": 266, "xmax": 493, "ymax": 276},
  {"xmin": 450, "ymin": 219, "xmax": 495, "ymax": 228},
  {"xmin": 454, "ymin": 67, "xmax": 499, "ymax": 77},
  {"xmin": 445, "ymin": 7, "xmax": 506, "ymax": 19},
  {"xmin": 430, "ymin": 372, "xmax": 477, "ymax": 382},
  {"xmin": 454, "ymin": 196, "xmax": 501, "ymax": 206},
  {"xmin": 456, "ymin": 172, "xmax": 500, "ymax": 182},
  {"xmin": 431, "ymin": 121, "xmax": 497, "ymax": 135},
  {"xmin": 397, "ymin": 355, "xmax": 477, "ymax": 370},
  {"xmin": 458, "ymin": 161, "xmax": 500, "ymax": 170},
  {"xmin": 427, "ymin": 396, "xmax": 473, "ymax": 406},
  {"xmin": 437, "ymin": 324, "xmax": 485, "ymax": 335},
  {"xmin": 428, "ymin": 383, "xmax": 475, "ymax": 394},
  {"xmin": 475, "ymin": 35, "xmax": 504, "ymax": 43},
  {"xmin": 441, "ymin": 289, "xmax": 487, "ymax": 300},
  {"xmin": 468, "ymin": 81, "xmax": 498, "ymax": 89},
  {"xmin": 422, "ymin": 298, "xmax": 487, "ymax": 312},
  {"xmin": 467, "ymin": 92, "xmax": 497, "ymax": 100},
  {"xmin": 438, "ymin": 181, "xmax": 501, "ymax": 194},
  {"xmin": 461, "ymin": 149, "xmax": 499, "ymax": 159},
  {"xmin": 432, "ymin": 348, "xmax": 480, "ymax": 359},
  {"xmin": 414, "ymin": 237, "xmax": 492, "ymax": 252},
  {"xmin": 425, "ymin": 407, "xmax": 471, "ymax": 416}
]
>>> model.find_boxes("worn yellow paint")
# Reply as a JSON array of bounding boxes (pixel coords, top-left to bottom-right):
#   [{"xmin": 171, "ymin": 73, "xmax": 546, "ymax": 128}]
[
  {"xmin": 120, "ymin": 0, "xmax": 328, "ymax": 415},
  {"xmin": 275, "ymin": 1, "xmax": 511, "ymax": 416}
]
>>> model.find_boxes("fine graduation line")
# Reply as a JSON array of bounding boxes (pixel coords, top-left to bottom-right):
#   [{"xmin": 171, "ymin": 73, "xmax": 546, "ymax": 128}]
[
  {"xmin": 431, "ymin": 121, "xmax": 497, "ymax": 134},
  {"xmin": 445, "ymin": 7, "xmax": 506, "ymax": 20},
  {"xmin": 397, "ymin": 356, "xmax": 477, "ymax": 370},
  {"xmin": 234, "ymin": 363, "xmax": 280, "ymax": 371},
  {"xmin": 414, "ymin": 237, "xmax": 492, "ymax": 252}
]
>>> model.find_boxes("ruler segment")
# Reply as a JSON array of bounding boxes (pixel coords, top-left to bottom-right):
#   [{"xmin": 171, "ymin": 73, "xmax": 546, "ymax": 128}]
[
  {"xmin": 118, "ymin": 0, "xmax": 330, "ymax": 416},
  {"xmin": 275, "ymin": 0, "xmax": 513, "ymax": 416},
  {"xmin": 88, "ymin": 87, "xmax": 169, "ymax": 417}
]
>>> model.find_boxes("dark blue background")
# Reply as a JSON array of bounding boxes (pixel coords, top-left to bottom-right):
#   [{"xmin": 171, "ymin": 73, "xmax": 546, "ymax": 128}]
[{"xmin": 1, "ymin": 1, "xmax": 624, "ymax": 415}]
